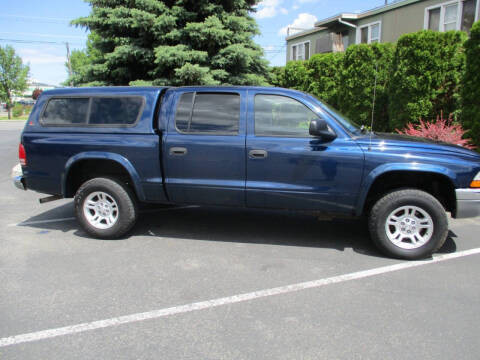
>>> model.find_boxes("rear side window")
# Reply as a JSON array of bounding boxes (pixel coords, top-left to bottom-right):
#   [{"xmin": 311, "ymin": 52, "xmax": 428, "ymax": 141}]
[
  {"xmin": 89, "ymin": 97, "xmax": 143, "ymax": 125},
  {"xmin": 175, "ymin": 92, "xmax": 240, "ymax": 135},
  {"xmin": 42, "ymin": 98, "xmax": 89, "ymax": 125},
  {"xmin": 41, "ymin": 96, "xmax": 144, "ymax": 126}
]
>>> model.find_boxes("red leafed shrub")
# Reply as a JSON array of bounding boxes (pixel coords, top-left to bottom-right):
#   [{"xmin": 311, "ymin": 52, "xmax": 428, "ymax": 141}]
[{"xmin": 396, "ymin": 112, "xmax": 476, "ymax": 150}]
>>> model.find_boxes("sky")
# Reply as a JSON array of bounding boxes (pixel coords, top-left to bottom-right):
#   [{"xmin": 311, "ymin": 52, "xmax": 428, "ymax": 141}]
[{"xmin": 0, "ymin": 0, "xmax": 387, "ymax": 86}]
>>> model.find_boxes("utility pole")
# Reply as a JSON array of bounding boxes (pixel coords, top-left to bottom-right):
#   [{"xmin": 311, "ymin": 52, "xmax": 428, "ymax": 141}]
[{"xmin": 65, "ymin": 42, "xmax": 74, "ymax": 87}]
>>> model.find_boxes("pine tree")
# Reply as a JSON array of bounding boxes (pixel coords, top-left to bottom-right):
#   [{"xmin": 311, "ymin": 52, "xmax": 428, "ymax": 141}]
[{"xmin": 72, "ymin": 0, "xmax": 269, "ymax": 86}]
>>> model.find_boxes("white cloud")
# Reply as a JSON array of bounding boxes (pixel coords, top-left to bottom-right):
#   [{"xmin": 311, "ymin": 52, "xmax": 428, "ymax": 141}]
[
  {"xmin": 292, "ymin": 4, "xmax": 299, "ymax": 10},
  {"xmin": 17, "ymin": 48, "xmax": 66, "ymax": 65},
  {"xmin": 278, "ymin": 12, "xmax": 318, "ymax": 36},
  {"xmin": 254, "ymin": 0, "xmax": 288, "ymax": 19}
]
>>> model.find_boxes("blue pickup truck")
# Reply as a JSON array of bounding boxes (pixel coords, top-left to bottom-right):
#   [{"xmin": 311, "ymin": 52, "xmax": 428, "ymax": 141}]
[{"xmin": 13, "ymin": 86, "xmax": 480, "ymax": 259}]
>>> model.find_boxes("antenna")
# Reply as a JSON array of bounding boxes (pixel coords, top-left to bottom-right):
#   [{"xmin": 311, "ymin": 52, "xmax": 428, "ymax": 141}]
[{"xmin": 369, "ymin": 62, "xmax": 379, "ymax": 151}]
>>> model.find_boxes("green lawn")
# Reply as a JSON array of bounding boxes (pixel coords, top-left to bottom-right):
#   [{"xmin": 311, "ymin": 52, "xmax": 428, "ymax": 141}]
[{"xmin": 0, "ymin": 115, "xmax": 29, "ymax": 120}]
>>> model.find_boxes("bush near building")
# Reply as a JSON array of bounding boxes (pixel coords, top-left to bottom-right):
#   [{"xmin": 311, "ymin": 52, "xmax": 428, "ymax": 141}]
[
  {"xmin": 271, "ymin": 26, "xmax": 479, "ymax": 141},
  {"xmin": 388, "ymin": 30, "xmax": 466, "ymax": 130},
  {"xmin": 461, "ymin": 21, "xmax": 480, "ymax": 149},
  {"xmin": 305, "ymin": 52, "xmax": 344, "ymax": 109},
  {"xmin": 283, "ymin": 60, "xmax": 309, "ymax": 90},
  {"xmin": 339, "ymin": 43, "xmax": 394, "ymax": 131}
]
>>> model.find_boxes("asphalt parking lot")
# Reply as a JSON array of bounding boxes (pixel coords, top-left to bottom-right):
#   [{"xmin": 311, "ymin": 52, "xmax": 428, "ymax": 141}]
[{"xmin": 1, "ymin": 120, "xmax": 480, "ymax": 359}]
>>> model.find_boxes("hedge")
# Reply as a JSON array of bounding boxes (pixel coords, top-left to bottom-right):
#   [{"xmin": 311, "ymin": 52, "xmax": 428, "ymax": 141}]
[
  {"xmin": 388, "ymin": 30, "xmax": 466, "ymax": 130},
  {"xmin": 305, "ymin": 52, "xmax": 344, "ymax": 108},
  {"xmin": 270, "ymin": 27, "xmax": 476, "ymax": 136},
  {"xmin": 461, "ymin": 21, "xmax": 480, "ymax": 148},
  {"xmin": 283, "ymin": 60, "xmax": 308, "ymax": 90},
  {"xmin": 338, "ymin": 43, "xmax": 394, "ymax": 131}
]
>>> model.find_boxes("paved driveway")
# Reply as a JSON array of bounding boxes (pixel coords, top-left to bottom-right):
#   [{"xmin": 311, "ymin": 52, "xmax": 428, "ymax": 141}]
[{"xmin": 1, "ymin": 121, "xmax": 479, "ymax": 359}]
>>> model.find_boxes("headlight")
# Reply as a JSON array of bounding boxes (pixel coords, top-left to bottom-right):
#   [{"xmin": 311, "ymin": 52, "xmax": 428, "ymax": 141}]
[{"xmin": 471, "ymin": 172, "xmax": 480, "ymax": 188}]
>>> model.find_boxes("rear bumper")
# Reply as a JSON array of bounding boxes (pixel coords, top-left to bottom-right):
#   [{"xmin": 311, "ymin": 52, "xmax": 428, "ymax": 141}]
[
  {"xmin": 14, "ymin": 176, "xmax": 26, "ymax": 190},
  {"xmin": 456, "ymin": 189, "xmax": 480, "ymax": 218},
  {"xmin": 11, "ymin": 164, "xmax": 26, "ymax": 191}
]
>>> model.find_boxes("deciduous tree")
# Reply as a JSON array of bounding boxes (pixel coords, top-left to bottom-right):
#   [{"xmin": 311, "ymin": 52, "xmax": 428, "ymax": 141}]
[{"xmin": 0, "ymin": 45, "xmax": 29, "ymax": 119}]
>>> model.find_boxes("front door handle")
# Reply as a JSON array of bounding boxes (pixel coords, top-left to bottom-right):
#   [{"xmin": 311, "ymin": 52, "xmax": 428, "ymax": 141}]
[
  {"xmin": 169, "ymin": 147, "xmax": 188, "ymax": 156},
  {"xmin": 249, "ymin": 149, "xmax": 268, "ymax": 159}
]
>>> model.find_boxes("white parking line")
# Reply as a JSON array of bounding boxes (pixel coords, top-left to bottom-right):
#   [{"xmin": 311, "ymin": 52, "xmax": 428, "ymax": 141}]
[{"xmin": 1, "ymin": 247, "xmax": 480, "ymax": 348}]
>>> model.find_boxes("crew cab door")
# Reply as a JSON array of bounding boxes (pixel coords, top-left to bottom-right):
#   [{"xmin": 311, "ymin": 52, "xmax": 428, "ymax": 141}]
[
  {"xmin": 246, "ymin": 91, "xmax": 364, "ymax": 214},
  {"xmin": 163, "ymin": 89, "xmax": 246, "ymax": 206}
]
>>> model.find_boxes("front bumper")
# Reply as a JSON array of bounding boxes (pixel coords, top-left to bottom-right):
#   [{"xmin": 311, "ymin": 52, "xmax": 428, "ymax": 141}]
[
  {"xmin": 456, "ymin": 188, "xmax": 480, "ymax": 218},
  {"xmin": 11, "ymin": 163, "xmax": 26, "ymax": 191}
]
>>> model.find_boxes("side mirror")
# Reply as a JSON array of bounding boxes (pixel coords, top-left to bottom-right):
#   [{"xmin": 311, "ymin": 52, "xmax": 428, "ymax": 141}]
[{"xmin": 309, "ymin": 119, "xmax": 337, "ymax": 141}]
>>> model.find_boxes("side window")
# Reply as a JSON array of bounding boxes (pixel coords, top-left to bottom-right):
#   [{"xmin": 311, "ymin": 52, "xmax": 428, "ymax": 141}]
[
  {"xmin": 254, "ymin": 94, "xmax": 319, "ymax": 137},
  {"xmin": 42, "ymin": 98, "xmax": 89, "ymax": 125},
  {"xmin": 175, "ymin": 93, "xmax": 194, "ymax": 132},
  {"xmin": 175, "ymin": 92, "xmax": 240, "ymax": 135},
  {"xmin": 89, "ymin": 97, "xmax": 144, "ymax": 125},
  {"xmin": 42, "ymin": 96, "xmax": 144, "ymax": 126}
]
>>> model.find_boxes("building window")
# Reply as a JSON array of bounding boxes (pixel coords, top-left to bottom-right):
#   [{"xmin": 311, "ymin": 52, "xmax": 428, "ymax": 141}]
[
  {"xmin": 425, "ymin": 0, "xmax": 477, "ymax": 33},
  {"xmin": 291, "ymin": 41, "xmax": 310, "ymax": 61},
  {"xmin": 357, "ymin": 21, "xmax": 381, "ymax": 44},
  {"xmin": 461, "ymin": 0, "xmax": 476, "ymax": 32}
]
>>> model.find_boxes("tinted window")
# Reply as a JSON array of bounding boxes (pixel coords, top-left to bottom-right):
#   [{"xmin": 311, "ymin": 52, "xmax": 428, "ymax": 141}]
[
  {"xmin": 89, "ymin": 97, "xmax": 143, "ymax": 125},
  {"xmin": 175, "ymin": 93, "xmax": 194, "ymax": 132},
  {"xmin": 254, "ymin": 95, "xmax": 319, "ymax": 137},
  {"xmin": 175, "ymin": 92, "xmax": 240, "ymax": 135},
  {"xmin": 42, "ymin": 98, "xmax": 89, "ymax": 125}
]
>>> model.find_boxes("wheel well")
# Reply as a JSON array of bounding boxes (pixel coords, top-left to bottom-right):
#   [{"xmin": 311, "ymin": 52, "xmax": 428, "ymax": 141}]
[
  {"xmin": 64, "ymin": 159, "xmax": 135, "ymax": 198},
  {"xmin": 363, "ymin": 171, "xmax": 456, "ymax": 215}
]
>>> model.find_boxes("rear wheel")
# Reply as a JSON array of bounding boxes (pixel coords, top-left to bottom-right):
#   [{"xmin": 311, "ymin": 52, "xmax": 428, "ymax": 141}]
[
  {"xmin": 75, "ymin": 177, "xmax": 138, "ymax": 239},
  {"xmin": 368, "ymin": 189, "xmax": 448, "ymax": 259}
]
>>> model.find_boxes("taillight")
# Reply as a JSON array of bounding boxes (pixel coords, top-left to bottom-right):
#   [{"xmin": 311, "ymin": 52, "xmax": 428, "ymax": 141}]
[{"xmin": 19, "ymin": 143, "xmax": 27, "ymax": 166}]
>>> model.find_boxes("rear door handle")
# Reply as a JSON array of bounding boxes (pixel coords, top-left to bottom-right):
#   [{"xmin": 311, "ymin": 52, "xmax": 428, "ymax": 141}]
[
  {"xmin": 169, "ymin": 147, "xmax": 188, "ymax": 156},
  {"xmin": 249, "ymin": 149, "xmax": 268, "ymax": 159}
]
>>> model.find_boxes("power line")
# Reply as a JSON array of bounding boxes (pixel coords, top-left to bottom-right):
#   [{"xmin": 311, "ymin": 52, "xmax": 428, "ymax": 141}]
[
  {"xmin": 0, "ymin": 32, "xmax": 87, "ymax": 40},
  {"xmin": 0, "ymin": 14, "xmax": 71, "ymax": 24},
  {"xmin": 0, "ymin": 38, "xmax": 84, "ymax": 46}
]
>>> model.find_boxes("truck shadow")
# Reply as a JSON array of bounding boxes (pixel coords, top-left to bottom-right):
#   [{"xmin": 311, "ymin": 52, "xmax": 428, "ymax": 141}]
[{"xmin": 16, "ymin": 203, "xmax": 457, "ymax": 259}]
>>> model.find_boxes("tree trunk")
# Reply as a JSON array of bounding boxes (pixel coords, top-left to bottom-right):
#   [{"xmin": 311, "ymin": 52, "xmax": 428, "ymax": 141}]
[{"xmin": 7, "ymin": 91, "xmax": 12, "ymax": 120}]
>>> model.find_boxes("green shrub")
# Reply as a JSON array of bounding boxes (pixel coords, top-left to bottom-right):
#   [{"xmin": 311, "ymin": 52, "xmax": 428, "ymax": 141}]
[
  {"xmin": 283, "ymin": 60, "xmax": 308, "ymax": 90},
  {"xmin": 338, "ymin": 43, "xmax": 395, "ymax": 131},
  {"xmin": 305, "ymin": 52, "xmax": 344, "ymax": 108},
  {"xmin": 12, "ymin": 104, "xmax": 23, "ymax": 118},
  {"xmin": 461, "ymin": 21, "xmax": 480, "ymax": 149},
  {"xmin": 268, "ymin": 66, "xmax": 285, "ymax": 87},
  {"xmin": 388, "ymin": 30, "xmax": 466, "ymax": 130}
]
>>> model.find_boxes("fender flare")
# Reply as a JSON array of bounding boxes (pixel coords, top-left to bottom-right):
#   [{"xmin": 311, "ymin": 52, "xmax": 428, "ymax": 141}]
[
  {"xmin": 355, "ymin": 163, "xmax": 457, "ymax": 216},
  {"xmin": 62, "ymin": 152, "xmax": 145, "ymax": 201}
]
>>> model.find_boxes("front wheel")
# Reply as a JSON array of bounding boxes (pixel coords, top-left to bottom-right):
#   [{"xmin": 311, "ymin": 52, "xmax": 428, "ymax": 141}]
[
  {"xmin": 368, "ymin": 189, "xmax": 448, "ymax": 260},
  {"xmin": 75, "ymin": 177, "xmax": 138, "ymax": 239}
]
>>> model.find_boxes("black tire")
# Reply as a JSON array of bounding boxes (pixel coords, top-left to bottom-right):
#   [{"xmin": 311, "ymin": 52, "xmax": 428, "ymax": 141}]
[
  {"xmin": 74, "ymin": 177, "xmax": 138, "ymax": 239},
  {"xmin": 368, "ymin": 189, "xmax": 448, "ymax": 260}
]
